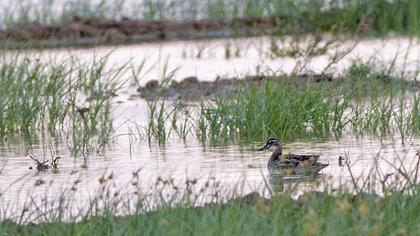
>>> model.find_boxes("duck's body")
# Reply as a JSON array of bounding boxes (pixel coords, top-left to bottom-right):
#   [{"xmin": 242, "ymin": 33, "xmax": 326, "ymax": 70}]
[
  {"xmin": 258, "ymin": 138, "xmax": 328, "ymax": 176},
  {"xmin": 267, "ymin": 153, "xmax": 328, "ymax": 176}
]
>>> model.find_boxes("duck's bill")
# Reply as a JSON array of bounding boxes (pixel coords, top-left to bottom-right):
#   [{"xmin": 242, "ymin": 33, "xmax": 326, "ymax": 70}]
[{"xmin": 257, "ymin": 144, "xmax": 269, "ymax": 151}]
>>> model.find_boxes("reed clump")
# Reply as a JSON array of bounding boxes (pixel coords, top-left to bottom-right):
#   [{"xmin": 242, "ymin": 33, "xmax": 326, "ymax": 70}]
[
  {"xmin": 141, "ymin": 60, "xmax": 420, "ymax": 144},
  {"xmin": 0, "ymin": 53, "xmax": 122, "ymax": 155}
]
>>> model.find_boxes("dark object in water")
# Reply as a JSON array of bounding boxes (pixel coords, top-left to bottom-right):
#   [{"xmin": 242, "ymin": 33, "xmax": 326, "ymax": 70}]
[
  {"xmin": 29, "ymin": 155, "xmax": 61, "ymax": 172},
  {"xmin": 338, "ymin": 156, "xmax": 344, "ymax": 166},
  {"xmin": 29, "ymin": 155, "xmax": 49, "ymax": 172},
  {"xmin": 52, "ymin": 156, "xmax": 61, "ymax": 171},
  {"xmin": 338, "ymin": 155, "xmax": 350, "ymax": 167}
]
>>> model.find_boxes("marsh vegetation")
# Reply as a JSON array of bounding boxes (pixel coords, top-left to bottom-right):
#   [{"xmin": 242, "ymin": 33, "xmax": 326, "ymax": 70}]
[
  {"xmin": 1, "ymin": 0, "xmax": 420, "ymax": 235},
  {"xmin": 2, "ymin": 0, "xmax": 420, "ymax": 48}
]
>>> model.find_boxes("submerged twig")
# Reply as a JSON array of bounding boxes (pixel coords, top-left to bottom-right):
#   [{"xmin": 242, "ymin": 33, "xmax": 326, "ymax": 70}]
[
  {"xmin": 51, "ymin": 157, "xmax": 61, "ymax": 170},
  {"xmin": 29, "ymin": 155, "xmax": 49, "ymax": 172}
]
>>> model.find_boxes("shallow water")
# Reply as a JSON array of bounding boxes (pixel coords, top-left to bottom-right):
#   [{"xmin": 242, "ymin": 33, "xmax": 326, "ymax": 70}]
[
  {"xmin": 1, "ymin": 136, "xmax": 419, "ymax": 221},
  {"xmin": 1, "ymin": 98, "xmax": 420, "ymax": 221},
  {"xmin": 7, "ymin": 36, "xmax": 420, "ymax": 87},
  {"xmin": 2, "ymin": 36, "xmax": 420, "ymax": 221}
]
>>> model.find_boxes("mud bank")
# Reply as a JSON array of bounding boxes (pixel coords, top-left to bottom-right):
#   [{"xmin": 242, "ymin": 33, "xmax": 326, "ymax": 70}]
[
  {"xmin": 136, "ymin": 71, "xmax": 420, "ymax": 101},
  {"xmin": 0, "ymin": 16, "xmax": 280, "ymax": 48},
  {"xmin": 136, "ymin": 74, "xmax": 335, "ymax": 100}
]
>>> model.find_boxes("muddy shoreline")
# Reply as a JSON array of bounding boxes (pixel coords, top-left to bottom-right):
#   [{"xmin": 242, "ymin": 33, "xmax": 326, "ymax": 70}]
[
  {"xmin": 0, "ymin": 16, "xmax": 281, "ymax": 49},
  {"xmin": 136, "ymin": 73, "xmax": 420, "ymax": 101},
  {"xmin": 136, "ymin": 74, "xmax": 335, "ymax": 101}
]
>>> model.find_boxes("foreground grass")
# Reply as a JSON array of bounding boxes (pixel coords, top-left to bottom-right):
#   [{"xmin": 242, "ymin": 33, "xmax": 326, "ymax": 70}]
[{"xmin": 1, "ymin": 190, "xmax": 419, "ymax": 235}]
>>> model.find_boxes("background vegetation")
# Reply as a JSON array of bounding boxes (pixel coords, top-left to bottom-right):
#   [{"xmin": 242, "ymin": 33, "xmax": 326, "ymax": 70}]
[{"xmin": 2, "ymin": 0, "xmax": 420, "ymax": 37}]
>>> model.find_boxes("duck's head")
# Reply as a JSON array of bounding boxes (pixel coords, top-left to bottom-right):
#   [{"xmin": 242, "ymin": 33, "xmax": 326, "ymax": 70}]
[{"xmin": 257, "ymin": 138, "xmax": 281, "ymax": 151}]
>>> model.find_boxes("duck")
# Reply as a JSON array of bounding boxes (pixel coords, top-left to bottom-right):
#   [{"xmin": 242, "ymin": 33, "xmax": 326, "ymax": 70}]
[{"xmin": 257, "ymin": 138, "xmax": 328, "ymax": 176}]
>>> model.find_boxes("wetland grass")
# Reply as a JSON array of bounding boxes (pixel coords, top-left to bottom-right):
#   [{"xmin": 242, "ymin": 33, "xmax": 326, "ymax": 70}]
[
  {"xmin": 5, "ymin": 191, "xmax": 418, "ymax": 236},
  {"xmin": 2, "ymin": 1, "xmax": 420, "ymax": 234},
  {"xmin": 0, "ymin": 53, "xmax": 122, "ymax": 156},
  {"xmin": 2, "ymin": 152, "xmax": 420, "ymax": 235},
  {"xmin": 2, "ymin": 0, "xmax": 420, "ymax": 38},
  {"xmin": 197, "ymin": 74, "xmax": 420, "ymax": 143},
  {"xmin": 139, "ymin": 60, "xmax": 420, "ymax": 144}
]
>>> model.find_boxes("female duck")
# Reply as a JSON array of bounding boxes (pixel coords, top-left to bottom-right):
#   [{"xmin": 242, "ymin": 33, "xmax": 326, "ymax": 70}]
[{"xmin": 257, "ymin": 138, "xmax": 328, "ymax": 176}]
